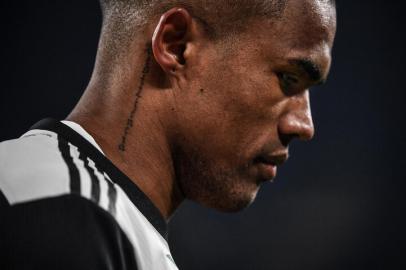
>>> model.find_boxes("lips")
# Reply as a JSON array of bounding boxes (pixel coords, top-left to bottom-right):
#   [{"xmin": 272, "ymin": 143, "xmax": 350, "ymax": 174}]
[
  {"xmin": 255, "ymin": 153, "xmax": 289, "ymax": 166},
  {"xmin": 256, "ymin": 162, "xmax": 278, "ymax": 180},
  {"xmin": 254, "ymin": 151, "xmax": 289, "ymax": 181}
]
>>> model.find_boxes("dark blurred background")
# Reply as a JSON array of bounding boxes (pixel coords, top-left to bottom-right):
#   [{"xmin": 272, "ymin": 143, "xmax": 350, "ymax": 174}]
[{"xmin": 1, "ymin": 1, "xmax": 405, "ymax": 269}]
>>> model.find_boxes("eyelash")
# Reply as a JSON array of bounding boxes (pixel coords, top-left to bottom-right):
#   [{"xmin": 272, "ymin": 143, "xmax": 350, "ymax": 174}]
[{"xmin": 277, "ymin": 72, "xmax": 299, "ymax": 91}]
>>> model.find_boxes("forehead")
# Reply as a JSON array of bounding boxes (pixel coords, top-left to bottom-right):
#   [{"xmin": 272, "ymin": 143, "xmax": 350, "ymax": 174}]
[
  {"xmin": 281, "ymin": 0, "xmax": 337, "ymax": 46},
  {"xmin": 238, "ymin": 0, "xmax": 337, "ymax": 78}
]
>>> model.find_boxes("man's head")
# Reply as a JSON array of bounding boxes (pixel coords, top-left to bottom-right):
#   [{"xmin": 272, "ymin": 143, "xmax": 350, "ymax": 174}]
[{"xmin": 95, "ymin": 0, "xmax": 337, "ymax": 212}]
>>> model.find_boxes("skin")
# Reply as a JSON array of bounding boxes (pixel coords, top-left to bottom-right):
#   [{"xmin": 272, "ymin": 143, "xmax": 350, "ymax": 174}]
[{"xmin": 67, "ymin": 0, "xmax": 337, "ymax": 219}]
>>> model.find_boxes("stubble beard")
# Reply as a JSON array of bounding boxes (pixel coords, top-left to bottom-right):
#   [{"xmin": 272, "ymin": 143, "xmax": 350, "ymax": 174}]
[{"xmin": 174, "ymin": 147, "xmax": 259, "ymax": 212}]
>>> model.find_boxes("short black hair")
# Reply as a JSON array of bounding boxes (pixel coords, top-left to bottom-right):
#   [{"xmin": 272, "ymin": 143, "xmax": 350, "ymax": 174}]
[
  {"xmin": 97, "ymin": 0, "xmax": 335, "ymax": 62},
  {"xmin": 99, "ymin": 0, "xmax": 286, "ymax": 43}
]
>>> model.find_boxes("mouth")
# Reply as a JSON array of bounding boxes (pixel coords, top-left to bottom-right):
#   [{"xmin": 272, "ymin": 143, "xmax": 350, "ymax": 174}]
[{"xmin": 253, "ymin": 152, "xmax": 289, "ymax": 181}]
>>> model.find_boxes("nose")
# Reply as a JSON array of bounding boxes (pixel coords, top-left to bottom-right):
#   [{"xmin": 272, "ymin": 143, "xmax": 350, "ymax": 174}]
[{"xmin": 278, "ymin": 91, "xmax": 315, "ymax": 146}]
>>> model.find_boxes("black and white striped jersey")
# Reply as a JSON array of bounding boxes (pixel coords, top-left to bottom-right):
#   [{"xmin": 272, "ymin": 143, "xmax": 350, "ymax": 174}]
[{"xmin": 0, "ymin": 118, "xmax": 178, "ymax": 270}]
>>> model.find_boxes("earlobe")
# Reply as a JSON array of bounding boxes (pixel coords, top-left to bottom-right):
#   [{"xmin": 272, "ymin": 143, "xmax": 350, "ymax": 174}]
[{"xmin": 152, "ymin": 8, "xmax": 192, "ymax": 74}]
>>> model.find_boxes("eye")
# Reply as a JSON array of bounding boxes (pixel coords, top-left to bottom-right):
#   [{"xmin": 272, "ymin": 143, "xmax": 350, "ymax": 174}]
[
  {"xmin": 278, "ymin": 72, "xmax": 298, "ymax": 87},
  {"xmin": 276, "ymin": 72, "xmax": 300, "ymax": 94}
]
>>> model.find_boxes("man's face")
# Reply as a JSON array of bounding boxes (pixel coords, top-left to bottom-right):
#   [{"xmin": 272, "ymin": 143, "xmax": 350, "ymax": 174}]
[{"xmin": 172, "ymin": 0, "xmax": 336, "ymax": 211}]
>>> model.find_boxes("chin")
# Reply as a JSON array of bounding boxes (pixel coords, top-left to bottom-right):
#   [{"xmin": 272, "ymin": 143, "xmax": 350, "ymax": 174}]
[
  {"xmin": 178, "ymin": 157, "xmax": 261, "ymax": 212},
  {"xmin": 199, "ymin": 184, "xmax": 259, "ymax": 213},
  {"xmin": 212, "ymin": 198, "xmax": 254, "ymax": 213}
]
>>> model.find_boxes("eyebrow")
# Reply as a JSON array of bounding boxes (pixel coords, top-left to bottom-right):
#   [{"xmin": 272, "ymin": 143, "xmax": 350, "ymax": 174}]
[{"xmin": 289, "ymin": 59, "xmax": 325, "ymax": 85}]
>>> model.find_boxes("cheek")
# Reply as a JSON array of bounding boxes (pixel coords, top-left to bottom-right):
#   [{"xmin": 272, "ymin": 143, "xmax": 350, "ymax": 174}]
[
  {"xmin": 214, "ymin": 68, "xmax": 284, "ymax": 136},
  {"xmin": 214, "ymin": 55, "xmax": 284, "ymax": 115},
  {"xmin": 214, "ymin": 69, "xmax": 286, "ymax": 159},
  {"xmin": 175, "ymin": 56, "xmax": 285, "ymax": 165}
]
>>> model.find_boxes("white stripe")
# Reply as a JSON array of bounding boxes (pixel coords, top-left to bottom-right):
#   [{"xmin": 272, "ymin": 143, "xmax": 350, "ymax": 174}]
[
  {"xmin": 103, "ymin": 172, "xmax": 115, "ymax": 185},
  {"xmin": 114, "ymin": 187, "xmax": 178, "ymax": 270}
]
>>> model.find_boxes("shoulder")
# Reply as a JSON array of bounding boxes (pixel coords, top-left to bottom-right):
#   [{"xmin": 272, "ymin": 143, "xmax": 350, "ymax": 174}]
[
  {"xmin": 0, "ymin": 125, "xmax": 177, "ymax": 270},
  {"xmin": 0, "ymin": 131, "xmax": 139, "ymax": 269},
  {"xmin": 0, "ymin": 130, "xmax": 71, "ymax": 205},
  {"xmin": 0, "ymin": 129, "xmax": 116, "ymax": 214}
]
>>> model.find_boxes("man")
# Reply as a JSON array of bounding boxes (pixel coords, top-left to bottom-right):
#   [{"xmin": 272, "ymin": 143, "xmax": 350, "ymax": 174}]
[{"xmin": 0, "ymin": 0, "xmax": 336, "ymax": 269}]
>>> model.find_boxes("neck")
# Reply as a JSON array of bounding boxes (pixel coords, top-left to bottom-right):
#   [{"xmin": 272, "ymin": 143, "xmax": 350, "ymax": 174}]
[{"xmin": 67, "ymin": 49, "xmax": 183, "ymax": 220}]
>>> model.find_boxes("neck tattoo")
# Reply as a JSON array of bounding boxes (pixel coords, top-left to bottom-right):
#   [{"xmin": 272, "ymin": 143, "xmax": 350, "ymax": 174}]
[{"xmin": 118, "ymin": 45, "xmax": 152, "ymax": 152}]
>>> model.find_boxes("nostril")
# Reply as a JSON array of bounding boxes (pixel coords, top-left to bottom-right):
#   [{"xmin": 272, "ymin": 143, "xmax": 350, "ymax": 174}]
[
  {"xmin": 277, "ymin": 119, "xmax": 314, "ymax": 145},
  {"xmin": 279, "ymin": 132, "xmax": 295, "ymax": 147}
]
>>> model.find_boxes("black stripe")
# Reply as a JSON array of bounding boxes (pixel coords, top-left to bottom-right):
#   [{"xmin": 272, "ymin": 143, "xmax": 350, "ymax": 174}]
[
  {"xmin": 31, "ymin": 118, "xmax": 168, "ymax": 239},
  {"xmin": 93, "ymin": 162, "xmax": 118, "ymax": 216},
  {"xmin": 106, "ymin": 177, "xmax": 117, "ymax": 216},
  {"xmin": 57, "ymin": 136, "xmax": 81, "ymax": 194},
  {"xmin": 0, "ymin": 189, "xmax": 10, "ymax": 208},
  {"xmin": 78, "ymin": 151, "xmax": 100, "ymax": 203}
]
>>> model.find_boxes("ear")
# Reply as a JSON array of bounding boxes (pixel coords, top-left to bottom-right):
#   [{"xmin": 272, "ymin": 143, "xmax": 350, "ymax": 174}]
[{"xmin": 152, "ymin": 8, "xmax": 193, "ymax": 76}]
